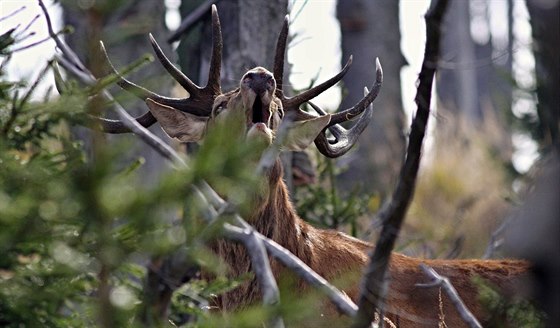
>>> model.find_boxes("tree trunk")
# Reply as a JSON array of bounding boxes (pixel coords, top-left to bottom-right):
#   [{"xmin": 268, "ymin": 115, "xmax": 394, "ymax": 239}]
[
  {"xmin": 177, "ymin": 0, "xmax": 292, "ymax": 189},
  {"xmin": 336, "ymin": 0, "xmax": 406, "ymax": 195},
  {"xmin": 178, "ymin": 1, "xmax": 289, "ymax": 90},
  {"xmin": 437, "ymin": 0, "xmax": 480, "ymax": 122},
  {"xmin": 436, "ymin": 0, "xmax": 514, "ymax": 163},
  {"xmin": 62, "ymin": 0, "xmax": 172, "ymax": 184},
  {"xmin": 526, "ymin": 0, "xmax": 560, "ymax": 152}
]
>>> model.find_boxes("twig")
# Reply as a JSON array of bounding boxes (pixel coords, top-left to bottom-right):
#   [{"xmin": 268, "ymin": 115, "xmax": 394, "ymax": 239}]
[
  {"xmin": 416, "ymin": 265, "xmax": 482, "ymax": 328},
  {"xmin": 38, "ymin": 0, "xmax": 86, "ymax": 71},
  {"xmin": 483, "ymin": 216, "xmax": 511, "ymax": 259},
  {"xmin": 167, "ymin": 0, "xmax": 219, "ymax": 43},
  {"xmin": 10, "ymin": 35, "xmax": 52, "ymax": 52},
  {"xmin": 0, "ymin": 5, "xmax": 26, "ymax": 22},
  {"xmin": 56, "ymin": 54, "xmax": 186, "ymax": 167},
  {"xmin": 351, "ymin": 0, "xmax": 449, "ymax": 327},
  {"xmin": 40, "ymin": 0, "xmax": 172, "ymax": 160},
  {"xmin": 13, "ymin": 13, "xmax": 40, "ymax": 39}
]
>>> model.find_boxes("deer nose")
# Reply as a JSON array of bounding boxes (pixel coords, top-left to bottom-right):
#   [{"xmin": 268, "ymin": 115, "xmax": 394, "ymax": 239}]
[{"xmin": 244, "ymin": 71, "xmax": 274, "ymax": 95}]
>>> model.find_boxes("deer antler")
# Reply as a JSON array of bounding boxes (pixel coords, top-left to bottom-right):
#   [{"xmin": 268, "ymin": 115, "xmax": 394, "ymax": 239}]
[
  {"xmin": 272, "ymin": 17, "xmax": 383, "ymax": 158},
  {"xmin": 309, "ymin": 86, "xmax": 375, "ymax": 158},
  {"xmin": 95, "ymin": 5, "xmax": 223, "ymax": 133}
]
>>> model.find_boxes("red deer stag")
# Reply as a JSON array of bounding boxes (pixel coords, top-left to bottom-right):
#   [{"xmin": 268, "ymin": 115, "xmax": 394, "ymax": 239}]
[{"xmin": 93, "ymin": 5, "xmax": 530, "ymax": 327}]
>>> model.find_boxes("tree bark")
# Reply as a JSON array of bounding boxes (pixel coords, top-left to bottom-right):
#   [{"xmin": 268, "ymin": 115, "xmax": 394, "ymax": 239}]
[
  {"xmin": 62, "ymin": 0, "xmax": 172, "ymax": 183},
  {"xmin": 179, "ymin": 1, "xmax": 289, "ymax": 90},
  {"xmin": 336, "ymin": 0, "xmax": 406, "ymax": 195},
  {"xmin": 436, "ymin": 0, "xmax": 514, "ymax": 162},
  {"xmin": 526, "ymin": 0, "xmax": 560, "ymax": 152},
  {"xmin": 437, "ymin": 0, "xmax": 480, "ymax": 122},
  {"xmin": 177, "ymin": 0, "xmax": 293, "ymax": 190}
]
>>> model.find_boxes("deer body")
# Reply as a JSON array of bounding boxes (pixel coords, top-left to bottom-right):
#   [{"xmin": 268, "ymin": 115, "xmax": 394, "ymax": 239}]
[
  {"xmin": 209, "ymin": 158, "xmax": 529, "ymax": 327},
  {"xmin": 95, "ymin": 5, "xmax": 529, "ymax": 326}
]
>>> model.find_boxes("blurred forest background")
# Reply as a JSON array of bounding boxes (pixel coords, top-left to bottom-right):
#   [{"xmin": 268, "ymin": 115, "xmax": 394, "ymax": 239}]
[{"xmin": 0, "ymin": 0, "xmax": 558, "ymax": 326}]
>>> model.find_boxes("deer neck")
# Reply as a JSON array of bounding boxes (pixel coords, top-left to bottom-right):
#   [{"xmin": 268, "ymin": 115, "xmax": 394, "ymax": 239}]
[
  {"xmin": 210, "ymin": 159, "xmax": 313, "ymax": 310},
  {"xmin": 247, "ymin": 159, "xmax": 312, "ymax": 261}
]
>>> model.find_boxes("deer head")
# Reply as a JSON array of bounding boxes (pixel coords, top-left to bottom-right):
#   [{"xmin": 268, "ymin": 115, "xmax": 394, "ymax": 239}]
[{"xmin": 94, "ymin": 5, "xmax": 382, "ymax": 159}]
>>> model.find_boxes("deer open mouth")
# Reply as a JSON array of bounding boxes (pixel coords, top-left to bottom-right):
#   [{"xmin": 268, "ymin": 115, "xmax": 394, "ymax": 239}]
[
  {"xmin": 251, "ymin": 94, "xmax": 271, "ymax": 127},
  {"xmin": 247, "ymin": 93, "xmax": 274, "ymax": 144}
]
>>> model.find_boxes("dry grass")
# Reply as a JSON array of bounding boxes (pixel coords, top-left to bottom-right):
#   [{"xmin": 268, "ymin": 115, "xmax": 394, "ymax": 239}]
[{"xmin": 398, "ymin": 111, "xmax": 513, "ymax": 258}]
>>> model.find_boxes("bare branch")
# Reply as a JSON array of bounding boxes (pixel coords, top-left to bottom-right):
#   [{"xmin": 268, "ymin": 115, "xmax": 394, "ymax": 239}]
[
  {"xmin": 483, "ymin": 216, "xmax": 511, "ymax": 259},
  {"xmin": 416, "ymin": 265, "xmax": 482, "ymax": 328},
  {"xmin": 352, "ymin": 0, "xmax": 450, "ymax": 327},
  {"xmin": 167, "ymin": 0, "xmax": 219, "ymax": 43},
  {"xmin": 258, "ymin": 232, "xmax": 359, "ymax": 317},
  {"xmin": 0, "ymin": 5, "xmax": 26, "ymax": 22},
  {"xmin": 197, "ymin": 184, "xmax": 359, "ymax": 318},
  {"xmin": 223, "ymin": 223, "xmax": 284, "ymax": 328},
  {"xmin": 38, "ymin": 0, "xmax": 86, "ymax": 72},
  {"xmin": 56, "ymin": 54, "xmax": 186, "ymax": 167}
]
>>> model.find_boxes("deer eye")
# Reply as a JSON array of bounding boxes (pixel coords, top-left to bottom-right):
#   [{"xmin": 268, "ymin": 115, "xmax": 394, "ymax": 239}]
[{"xmin": 213, "ymin": 102, "xmax": 227, "ymax": 117}]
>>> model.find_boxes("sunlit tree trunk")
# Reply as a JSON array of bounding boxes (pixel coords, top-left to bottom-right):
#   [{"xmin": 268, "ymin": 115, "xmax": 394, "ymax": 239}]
[
  {"xmin": 437, "ymin": 0, "xmax": 514, "ymax": 163},
  {"xmin": 336, "ymin": 0, "xmax": 406, "ymax": 195},
  {"xmin": 437, "ymin": 0, "xmax": 480, "ymax": 122}
]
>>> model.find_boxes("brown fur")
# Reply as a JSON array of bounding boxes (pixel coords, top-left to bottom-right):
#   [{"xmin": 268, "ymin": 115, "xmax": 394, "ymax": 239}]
[{"xmin": 206, "ymin": 159, "xmax": 530, "ymax": 327}]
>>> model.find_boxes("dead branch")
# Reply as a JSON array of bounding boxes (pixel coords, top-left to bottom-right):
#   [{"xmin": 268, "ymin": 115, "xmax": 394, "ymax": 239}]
[
  {"xmin": 223, "ymin": 223, "xmax": 284, "ymax": 328},
  {"xmin": 483, "ymin": 216, "xmax": 511, "ymax": 259},
  {"xmin": 167, "ymin": 0, "xmax": 220, "ymax": 43},
  {"xmin": 257, "ymin": 230, "xmax": 359, "ymax": 317},
  {"xmin": 351, "ymin": 0, "xmax": 449, "ymax": 327}
]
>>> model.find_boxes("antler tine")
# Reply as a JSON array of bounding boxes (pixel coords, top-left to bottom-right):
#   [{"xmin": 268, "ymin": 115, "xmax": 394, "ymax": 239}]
[
  {"xmin": 100, "ymin": 41, "xmax": 213, "ymax": 117},
  {"xmin": 273, "ymin": 15, "xmax": 289, "ymax": 95},
  {"xmin": 206, "ymin": 4, "xmax": 222, "ymax": 94},
  {"xmin": 100, "ymin": 41, "xmax": 161, "ymax": 101},
  {"xmin": 309, "ymin": 86, "xmax": 374, "ymax": 158},
  {"xmin": 329, "ymin": 58, "xmax": 382, "ymax": 126},
  {"xmin": 92, "ymin": 111, "xmax": 157, "ymax": 134},
  {"xmin": 283, "ymin": 56, "xmax": 353, "ymax": 112},
  {"xmin": 149, "ymin": 33, "xmax": 201, "ymax": 96}
]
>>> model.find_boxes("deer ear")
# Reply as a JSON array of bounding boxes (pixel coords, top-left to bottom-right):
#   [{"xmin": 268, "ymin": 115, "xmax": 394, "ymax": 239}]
[
  {"xmin": 282, "ymin": 114, "xmax": 331, "ymax": 151},
  {"xmin": 146, "ymin": 98, "xmax": 208, "ymax": 142}
]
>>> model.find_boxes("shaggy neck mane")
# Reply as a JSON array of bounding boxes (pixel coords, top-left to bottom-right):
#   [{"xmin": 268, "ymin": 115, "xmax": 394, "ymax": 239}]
[
  {"xmin": 250, "ymin": 160, "xmax": 311, "ymax": 260},
  {"xmin": 209, "ymin": 159, "xmax": 320, "ymax": 309},
  {"xmin": 210, "ymin": 159, "xmax": 372, "ymax": 311}
]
